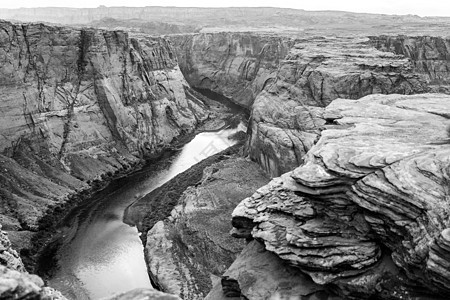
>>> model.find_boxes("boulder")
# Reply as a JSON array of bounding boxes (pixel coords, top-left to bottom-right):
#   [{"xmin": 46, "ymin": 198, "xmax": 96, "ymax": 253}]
[{"xmin": 233, "ymin": 93, "xmax": 450, "ymax": 299}]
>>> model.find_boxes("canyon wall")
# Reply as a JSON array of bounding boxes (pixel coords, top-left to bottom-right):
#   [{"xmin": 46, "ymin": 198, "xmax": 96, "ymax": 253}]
[
  {"xmin": 0, "ymin": 226, "xmax": 67, "ymax": 299},
  {"xmin": 0, "ymin": 19, "xmax": 207, "ymax": 237},
  {"xmin": 231, "ymin": 93, "xmax": 450, "ymax": 299},
  {"xmin": 248, "ymin": 36, "xmax": 428, "ymax": 176},
  {"xmin": 168, "ymin": 33, "xmax": 293, "ymax": 108},
  {"xmin": 370, "ymin": 35, "xmax": 450, "ymax": 92},
  {"xmin": 170, "ymin": 35, "xmax": 450, "ymax": 177},
  {"xmin": 1, "ymin": 225, "xmax": 181, "ymax": 299}
]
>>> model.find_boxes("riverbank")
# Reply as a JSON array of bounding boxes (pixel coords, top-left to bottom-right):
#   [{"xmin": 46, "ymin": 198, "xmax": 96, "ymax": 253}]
[
  {"xmin": 125, "ymin": 151, "xmax": 270, "ymax": 298},
  {"xmin": 14, "ymin": 88, "xmax": 244, "ymax": 275},
  {"xmin": 27, "ymin": 90, "xmax": 249, "ymax": 299},
  {"xmin": 123, "ymin": 139, "xmax": 245, "ymax": 237}
]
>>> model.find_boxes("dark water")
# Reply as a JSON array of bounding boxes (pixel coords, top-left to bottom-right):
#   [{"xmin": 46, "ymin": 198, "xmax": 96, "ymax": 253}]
[{"xmin": 47, "ymin": 123, "xmax": 246, "ymax": 300}]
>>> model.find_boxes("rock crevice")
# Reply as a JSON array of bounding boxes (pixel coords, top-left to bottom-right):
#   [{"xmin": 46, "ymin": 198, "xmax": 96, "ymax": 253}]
[{"xmin": 232, "ymin": 94, "xmax": 450, "ymax": 299}]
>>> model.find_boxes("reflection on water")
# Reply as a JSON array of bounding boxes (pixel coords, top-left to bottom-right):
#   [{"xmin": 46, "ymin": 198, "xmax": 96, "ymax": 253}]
[{"xmin": 48, "ymin": 124, "xmax": 245, "ymax": 299}]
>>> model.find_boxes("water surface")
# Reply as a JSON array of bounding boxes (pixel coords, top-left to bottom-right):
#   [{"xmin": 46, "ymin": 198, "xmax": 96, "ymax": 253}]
[{"xmin": 48, "ymin": 123, "xmax": 246, "ymax": 299}]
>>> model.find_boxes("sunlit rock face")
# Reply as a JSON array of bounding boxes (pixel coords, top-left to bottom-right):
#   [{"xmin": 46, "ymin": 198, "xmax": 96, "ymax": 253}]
[
  {"xmin": 248, "ymin": 37, "xmax": 429, "ymax": 177},
  {"xmin": 232, "ymin": 94, "xmax": 450, "ymax": 299},
  {"xmin": 168, "ymin": 33, "xmax": 294, "ymax": 108},
  {"xmin": 0, "ymin": 19, "xmax": 207, "ymax": 231}
]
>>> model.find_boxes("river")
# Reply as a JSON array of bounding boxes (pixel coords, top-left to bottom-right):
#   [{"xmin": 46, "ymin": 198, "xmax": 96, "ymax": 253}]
[{"xmin": 46, "ymin": 123, "xmax": 246, "ymax": 299}]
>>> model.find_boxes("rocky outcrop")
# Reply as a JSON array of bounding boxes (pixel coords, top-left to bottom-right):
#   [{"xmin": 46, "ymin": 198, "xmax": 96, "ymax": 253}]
[
  {"xmin": 0, "ymin": 265, "xmax": 66, "ymax": 300},
  {"xmin": 103, "ymin": 289, "xmax": 181, "ymax": 300},
  {"xmin": 0, "ymin": 227, "xmax": 25, "ymax": 272},
  {"xmin": 87, "ymin": 18, "xmax": 200, "ymax": 36},
  {"xmin": 232, "ymin": 93, "xmax": 450, "ymax": 299},
  {"xmin": 0, "ymin": 226, "xmax": 66, "ymax": 300},
  {"xmin": 2, "ymin": 224, "xmax": 178, "ymax": 300},
  {"xmin": 369, "ymin": 35, "xmax": 450, "ymax": 93},
  {"xmin": 168, "ymin": 33, "xmax": 293, "ymax": 108},
  {"xmin": 0, "ymin": 20, "xmax": 207, "ymax": 233},
  {"xmin": 143, "ymin": 156, "xmax": 269, "ymax": 299},
  {"xmin": 248, "ymin": 37, "xmax": 429, "ymax": 176},
  {"xmin": 206, "ymin": 240, "xmax": 340, "ymax": 300}
]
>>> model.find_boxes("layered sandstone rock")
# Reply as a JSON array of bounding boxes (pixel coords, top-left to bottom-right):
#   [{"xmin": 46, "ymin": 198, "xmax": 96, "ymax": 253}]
[
  {"xmin": 369, "ymin": 36, "xmax": 450, "ymax": 93},
  {"xmin": 0, "ymin": 227, "xmax": 25, "ymax": 272},
  {"xmin": 0, "ymin": 226, "xmax": 66, "ymax": 300},
  {"xmin": 2, "ymin": 226, "xmax": 179, "ymax": 300},
  {"xmin": 169, "ymin": 33, "xmax": 293, "ymax": 108},
  {"xmin": 144, "ymin": 157, "xmax": 269, "ymax": 299},
  {"xmin": 206, "ymin": 240, "xmax": 340, "ymax": 300},
  {"xmin": 232, "ymin": 94, "xmax": 450, "ymax": 299},
  {"xmin": 0, "ymin": 20, "xmax": 207, "ymax": 231},
  {"xmin": 103, "ymin": 288, "xmax": 181, "ymax": 300},
  {"xmin": 248, "ymin": 37, "xmax": 429, "ymax": 176}
]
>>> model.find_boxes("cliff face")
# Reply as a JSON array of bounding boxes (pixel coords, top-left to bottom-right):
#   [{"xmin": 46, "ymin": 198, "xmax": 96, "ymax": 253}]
[
  {"xmin": 1, "ymin": 224, "xmax": 180, "ymax": 300},
  {"xmin": 168, "ymin": 33, "xmax": 293, "ymax": 108},
  {"xmin": 369, "ymin": 35, "xmax": 450, "ymax": 93},
  {"xmin": 248, "ymin": 37, "xmax": 428, "ymax": 177},
  {"xmin": 170, "ymin": 34, "xmax": 447, "ymax": 177},
  {"xmin": 0, "ymin": 226, "xmax": 67, "ymax": 299},
  {"xmin": 231, "ymin": 93, "xmax": 450, "ymax": 299},
  {"xmin": 0, "ymin": 20, "xmax": 207, "ymax": 232},
  {"xmin": 142, "ymin": 155, "xmax": 269, "ymax": 299}
]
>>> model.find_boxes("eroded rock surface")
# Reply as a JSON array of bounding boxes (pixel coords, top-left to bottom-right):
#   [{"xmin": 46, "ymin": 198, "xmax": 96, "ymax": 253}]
[
  {"xmin": 144, "ymin": 156, "xmax": 269, "ymax": 299},
  {"xmin": 0, "ymin": 226, "xmax": 66, "ymax": 300},
  {"xmin": 232, "ymin": 94, "xmax": 450, "ymax": 299},
  {"xmin": 169, "ymin": 33, "xmax": 293, "ymax": 108},
  {"xmin": 0, "ymin": 227, "xmax": 25, "ymax": 272},
  {"xmin": 248, "ymin": 37, "xmax": 429, "ymax": 176},
  {"xmin": 370, "ymin": 36, "xmax": 450, "ymax": 93},
  {"xmin": 206, "ymin": 240, "xmax": 340, "ymax": 300},
  {"xmin": 103, "ymin": 288, "xmax": 181, "ymax": 300},
  {"xmin": 0, "ymin": 20, "xmax": 207, "ymax": 233}
]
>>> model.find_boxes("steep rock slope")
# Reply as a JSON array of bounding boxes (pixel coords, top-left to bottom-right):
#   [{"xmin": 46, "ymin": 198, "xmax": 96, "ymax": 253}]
[
  {"xmin": 232, "ymin": 93, "xmax": 450, "ymax": 299},
  {"xmin": 370, "ymin": 35, "xmax": 450, "ymax": 93},
  {"xmin": 143, "ymin": 156, "xmax": 270, "ymax": 299},
  {"xmin": 0, "ymin": 226, "xmax": 66, "ymax": 299},
  {"xmin": 1, "ymin": 225, "xmax": 180, "ymax": 300},
  {"xmin": 0, "ymin": 20, "xmax": 207, "ymax": 238},
  {"xmin": 170, "ymin": 34, "xmax": 432, "ymax": 177},
  {"xmin": 168, "ymin": 33, "xmax": 293, "ymax": 108},
  {"xmin": 206, "ymin": 240, "xmax": 341, "ymax": 300},
  {"xmin": 248, "ymin": 36, "xmax": 428, "ymax": 177}
]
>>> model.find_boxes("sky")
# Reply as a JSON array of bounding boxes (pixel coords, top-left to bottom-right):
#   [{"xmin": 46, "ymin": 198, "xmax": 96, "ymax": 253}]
[{"xmin": 1, "ymin": 0, "xmax": 450, "ymax": 17}]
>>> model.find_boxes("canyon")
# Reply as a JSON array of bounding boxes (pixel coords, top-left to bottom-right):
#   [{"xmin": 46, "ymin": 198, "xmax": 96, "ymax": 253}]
[{"xmin": 0, "ymin": 6, "xmax": 450, "ymax": 300}]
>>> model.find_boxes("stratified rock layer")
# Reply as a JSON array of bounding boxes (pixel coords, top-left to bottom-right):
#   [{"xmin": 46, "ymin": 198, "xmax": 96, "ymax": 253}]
[
  {"xmin": 370, "ymin": 36, "xmax": 450, "ymax": 93},
  {"xmin": 144, "ymin": 157, "xmax": 269, "ymax": 299},
  {"xmin": 0, "ymin": 20, "xmax": 207, "ymax": 231},
  {"xmin": 248, "ymin": 37, "xmax": 428, "ymax": 176},
  {"xmin": 0, "ymin": 226, "xmax": 66, "ymax": 300},
  {"xmin": 169, "ymin": 33, "xmax": 293, "ymax": 108},
  {"xmin": 206, "ymin": 240, "xmax": 340, "ymax": 300},
  {"xmin": 232, "ymin": 94, "xmax": 450, "ymax": 299},
  {"xmin": 103, "ymin": 288, "xmax": 181, "ymax": 300}
]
